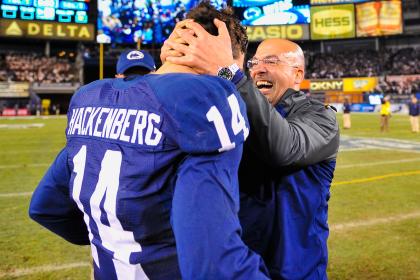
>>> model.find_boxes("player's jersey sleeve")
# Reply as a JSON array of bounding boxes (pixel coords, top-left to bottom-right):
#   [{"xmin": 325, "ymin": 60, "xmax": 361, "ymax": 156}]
[
  {"xmin": 172, "ymin": 149, "xmax": 270, "ymax": 280},
  {"xmin": 147, "ymin": 74, "xmax": 249, "ymax": 154},
  {"xmin": 29, "ymin": 148, "xmax": 89, "ymax": 245}
]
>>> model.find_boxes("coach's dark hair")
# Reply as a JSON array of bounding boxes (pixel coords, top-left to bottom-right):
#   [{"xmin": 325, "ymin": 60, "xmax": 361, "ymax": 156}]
[{"xmin": 186, "ymin": 1, "xmax": 248, "ymax": 59}]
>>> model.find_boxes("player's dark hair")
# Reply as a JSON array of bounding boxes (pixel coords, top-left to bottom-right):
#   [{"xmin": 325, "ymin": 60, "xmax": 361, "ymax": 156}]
[{"xmin": 186, "ymin": 1, "xmax": 248, "ymax": 59}]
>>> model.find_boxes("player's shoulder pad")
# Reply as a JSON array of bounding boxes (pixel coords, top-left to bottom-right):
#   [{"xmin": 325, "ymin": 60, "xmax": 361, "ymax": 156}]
[
  {"xmin": 145, "ymin": 74, "xmax": 249, "ymax": 153},
  {"xmin": 70, "ymin": 79, "xmax": 113, "ymax": 107}
]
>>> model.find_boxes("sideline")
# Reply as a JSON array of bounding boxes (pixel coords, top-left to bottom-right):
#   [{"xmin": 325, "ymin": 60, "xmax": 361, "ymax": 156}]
[
  {"xmin": 0, "ymin": 115, "xmax": 66, "ymax": 120},
  {"xmin": 0, "ymin": 192, "xmax": 32, "ymax": 198},
  {"xmin": 332, "ymin": 170, "xmax": 420, "ymax": 186},
  {"xmin": 0, "ymin": 262, "xmax": 90, "ymax": 278},
  {"xmin": 337, "ymin": 158, "xmax": 420, "ymax": 169},
  {"xmin": 0, "ymin": 123, "xmax": 45, "ymax": 129},
  {"xmin": 0, "ymin": 163, "xmax": 49, "ymax": 169},
  {"xmin": 331, "ymin": 211, "xmax": 420, "ymax": 231},
  {"xmin": 0, "ymin": 150, "xmax": 60, "ymax": 155}
]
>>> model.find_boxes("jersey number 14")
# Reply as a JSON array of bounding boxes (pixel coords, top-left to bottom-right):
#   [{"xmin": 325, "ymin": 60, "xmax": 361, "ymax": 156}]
[{"xmin": 206, "ymin": 94, "xmax": 249, "ymax": 152}]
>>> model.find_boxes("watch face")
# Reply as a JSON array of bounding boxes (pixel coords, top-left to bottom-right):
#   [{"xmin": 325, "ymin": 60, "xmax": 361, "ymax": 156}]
[{"xmin": 218, "ymin": 67, "xmax": 233, "ymax": 80}]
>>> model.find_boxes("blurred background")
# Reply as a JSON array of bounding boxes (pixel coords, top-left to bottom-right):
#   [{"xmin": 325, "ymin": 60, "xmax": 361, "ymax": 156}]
[
  {"xmin": 0, "ymin": 0, "xmax": 418, "ymax": 115},
  {"xmin": 0, "ymin": 0, "xmax": 419, "ymax": 279}
]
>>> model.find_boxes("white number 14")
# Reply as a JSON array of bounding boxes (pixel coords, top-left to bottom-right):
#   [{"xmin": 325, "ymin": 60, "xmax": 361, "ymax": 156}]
[
  {"xmin": 72, "ymin": 146, "xmax": 149, "ymax": 280},
  {"xmin": 206, "ymin": 94, "xmax": 249, "ymax": 152}
]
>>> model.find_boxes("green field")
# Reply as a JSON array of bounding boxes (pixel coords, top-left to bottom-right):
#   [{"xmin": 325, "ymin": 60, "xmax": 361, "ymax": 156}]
[{"xmin": 0, "ymin": 113, "xmax": 419, "ymax": 279}]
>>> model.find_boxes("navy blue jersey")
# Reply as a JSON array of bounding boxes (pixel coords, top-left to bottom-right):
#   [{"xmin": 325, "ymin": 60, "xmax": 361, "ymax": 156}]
[{"xmin": 30, "ymin": 73, "xmax": 268, "ymax": 279}]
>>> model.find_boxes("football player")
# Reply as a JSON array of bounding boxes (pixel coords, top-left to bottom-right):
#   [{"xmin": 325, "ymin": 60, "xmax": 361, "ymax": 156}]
[{"xmin": 29, "ymin": 2, "xmax": 269, "ymax": 280}]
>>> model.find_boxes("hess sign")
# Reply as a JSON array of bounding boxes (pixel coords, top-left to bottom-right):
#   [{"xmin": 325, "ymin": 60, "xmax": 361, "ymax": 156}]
[{"xmin": 310, "ymin": 4, "xmax": 355, "ymax": 40}]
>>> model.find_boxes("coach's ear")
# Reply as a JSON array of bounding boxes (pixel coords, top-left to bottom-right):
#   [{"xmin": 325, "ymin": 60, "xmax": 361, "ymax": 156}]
[{"xmin": 294, "ymin": 68, "xmax": 304, "ymax": 85}]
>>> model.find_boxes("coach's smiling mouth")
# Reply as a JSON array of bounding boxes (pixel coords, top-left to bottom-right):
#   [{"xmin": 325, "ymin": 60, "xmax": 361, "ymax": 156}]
[
  {"xmin": 256, "ymin": 80, "xmax": 273, "ymax": 89},
  {"xmin": 255, "ymin": 80, "xmax": 273, "ymax": 95}
]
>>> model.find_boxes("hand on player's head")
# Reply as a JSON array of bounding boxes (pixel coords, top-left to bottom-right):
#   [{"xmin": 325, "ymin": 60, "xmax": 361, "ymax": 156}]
[
  {"xmin": 162, "ymin": 18, "xmax": 235, "ymax": 75},
  {"xmin": 160, "ymin": 19, "xmax": 193, "ymax": 64}
]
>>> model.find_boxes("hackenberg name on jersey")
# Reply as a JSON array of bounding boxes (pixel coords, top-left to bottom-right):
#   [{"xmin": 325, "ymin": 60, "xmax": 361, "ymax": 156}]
[{"xmin": 67, "ymin": 106, "xmax": 162, "ymax": 146}]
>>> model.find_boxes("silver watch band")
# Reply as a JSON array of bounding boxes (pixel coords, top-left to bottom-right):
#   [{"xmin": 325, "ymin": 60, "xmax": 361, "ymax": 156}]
[{"xmin": 228, "ymin": 64, "xmax": 239, "ymax": 74}]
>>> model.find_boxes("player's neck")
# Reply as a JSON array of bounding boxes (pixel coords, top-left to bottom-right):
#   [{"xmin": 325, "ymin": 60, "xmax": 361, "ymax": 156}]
[{"xmin": 155, "ymin": 62, "xmax": 198, "ymax": 75}]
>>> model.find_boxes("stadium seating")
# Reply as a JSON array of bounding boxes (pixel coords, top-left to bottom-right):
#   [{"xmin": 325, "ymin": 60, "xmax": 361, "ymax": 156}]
[
  {"xmin": 1, "ymin": 47, "xmax": 418, "ymax": 85},
  {"xmin": 0, "ymin": 52, "xmax": 77, "ymax": 84},
  {"xmin": 306, "ymin": 48, "xmax": 420, "ymax": 79}
]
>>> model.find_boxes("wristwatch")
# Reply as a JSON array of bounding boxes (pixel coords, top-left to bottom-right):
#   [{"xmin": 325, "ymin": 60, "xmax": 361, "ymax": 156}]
[{"xmin": 217, "ymin": 63, "xmax": 240, "ymax": 81}]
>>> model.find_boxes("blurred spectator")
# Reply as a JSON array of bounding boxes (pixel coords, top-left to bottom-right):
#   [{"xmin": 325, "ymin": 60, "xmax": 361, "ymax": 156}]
[
  {"xmin": 408, "ymin": 95, "xmax": 419, "ymax": 133},
  {"xmin": 380, "ymin": 95, "xmax": 392, "ymax": 132},
  {"xmin": 343, "ymin": 97, "xmax": 351, "ymax": 129},
  {"xmin": 0, "ymin": 54, "xmax": 7, "ymax": 81}
]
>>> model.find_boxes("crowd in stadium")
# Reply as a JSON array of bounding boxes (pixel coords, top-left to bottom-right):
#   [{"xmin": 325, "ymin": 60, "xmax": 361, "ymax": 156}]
[
  {"xmin": 306, "ymin": 50, "xmax": 382, "ymax": 79},
  {"xmin": 1, "ymin": 47, "xmax": 419, "ymax": 96},
  {"xmin": 306, "ymin": 48, "xmax": 420, "ymax": 79},
  {"xmin": 0, "ymin": 53, "xmax": 77, "ymax": 84},
  {"xmin": 374, "ymin": 77, "xmax": 420, "ymax": 96},
  {"xmin": 387, "ymin": 47, "xmax": 420, "ymax": 75}
]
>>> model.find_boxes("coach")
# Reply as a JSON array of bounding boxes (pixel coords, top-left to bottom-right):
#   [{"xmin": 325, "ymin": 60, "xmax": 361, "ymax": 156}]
[{"xmin": 163, "ymin": 22, "xmax": 339, "ymax": 279}]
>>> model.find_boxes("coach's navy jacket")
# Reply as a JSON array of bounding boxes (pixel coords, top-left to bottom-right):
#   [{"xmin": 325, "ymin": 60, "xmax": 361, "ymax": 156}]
[{"xmin": 236, "ymin": 77, "xmax": 340, "ymax": 280}]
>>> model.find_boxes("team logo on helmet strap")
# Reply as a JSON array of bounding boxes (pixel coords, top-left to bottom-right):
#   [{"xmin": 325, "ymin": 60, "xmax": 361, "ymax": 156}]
[{"xmin": 127, "ymin": 51, "xmax": 144, "ymax": 60}]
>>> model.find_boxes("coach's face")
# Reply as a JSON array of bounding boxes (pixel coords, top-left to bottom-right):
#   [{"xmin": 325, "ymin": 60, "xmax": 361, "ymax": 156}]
[{"xmin": 250, "ymin": 39, "xmax": 304, "ymax": 106}]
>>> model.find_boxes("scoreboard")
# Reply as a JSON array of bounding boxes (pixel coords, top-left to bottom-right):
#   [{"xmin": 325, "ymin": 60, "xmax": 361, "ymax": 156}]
[{"xmin": 0, "ymin": 0, "xmax": 89, "ymax": 23}]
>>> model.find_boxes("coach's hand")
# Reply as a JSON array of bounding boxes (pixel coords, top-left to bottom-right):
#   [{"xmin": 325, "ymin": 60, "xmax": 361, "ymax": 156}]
[
  {"xmin": 160, "ymin": 19, "xmax": 193, "ymax": 63},
  {"xmin": 162, "ymin": 19, "xmax": 234, "ymax": 75}
]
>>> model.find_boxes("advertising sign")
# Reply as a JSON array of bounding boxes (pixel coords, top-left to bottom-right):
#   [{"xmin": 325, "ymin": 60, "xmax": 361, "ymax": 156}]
[
  {"xmin": 233, "ymin": 0, "xmax": 310, "ymax": 26},
  {"xmin": 350, "ymin": 103, "xmax": 376, "ymax": 112},
  {"xmin": 300, "ymin": 79, "xmax": 310, "ymax": 90},
  {"xmin": 310, "ymin": 79, "xmax": 343, "ymax": 92},
  {"xmin": 310, "ymin": 4, "xmax": 355, "ymax": 40},
  {"xmin": 0, "ymin": 18, "xmax": 94, "ymax": 40},
  {"xmin": 378, "ymin": 1, "xmax": 402, "ymax": 35},
  {"xmin": 311, "ymin": 0, "xmax": 367, "ymax": 5},
  {"xmin": 356, "ymin": 1, "xmax": 402, "ymax": 37},
  {"xmin": 0, "ymin": 82, "xmax": 29, "ymax": 98},
  {"xmin": 343, "ymin": 77, "xmax": 378, "ymax": 92},
  {"xmin": 0, "ymin": 0, "xmax": 90, "ymax": 24},
  {"xmin": 246, "ymin": 24, "xmax": 310, "ymax": 41}
]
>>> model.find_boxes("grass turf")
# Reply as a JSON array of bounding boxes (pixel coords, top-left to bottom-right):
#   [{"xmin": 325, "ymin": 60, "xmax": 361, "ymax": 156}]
[{"xmin": 0, "ymin": 113, "xmax": 419, "ymax": 279}]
